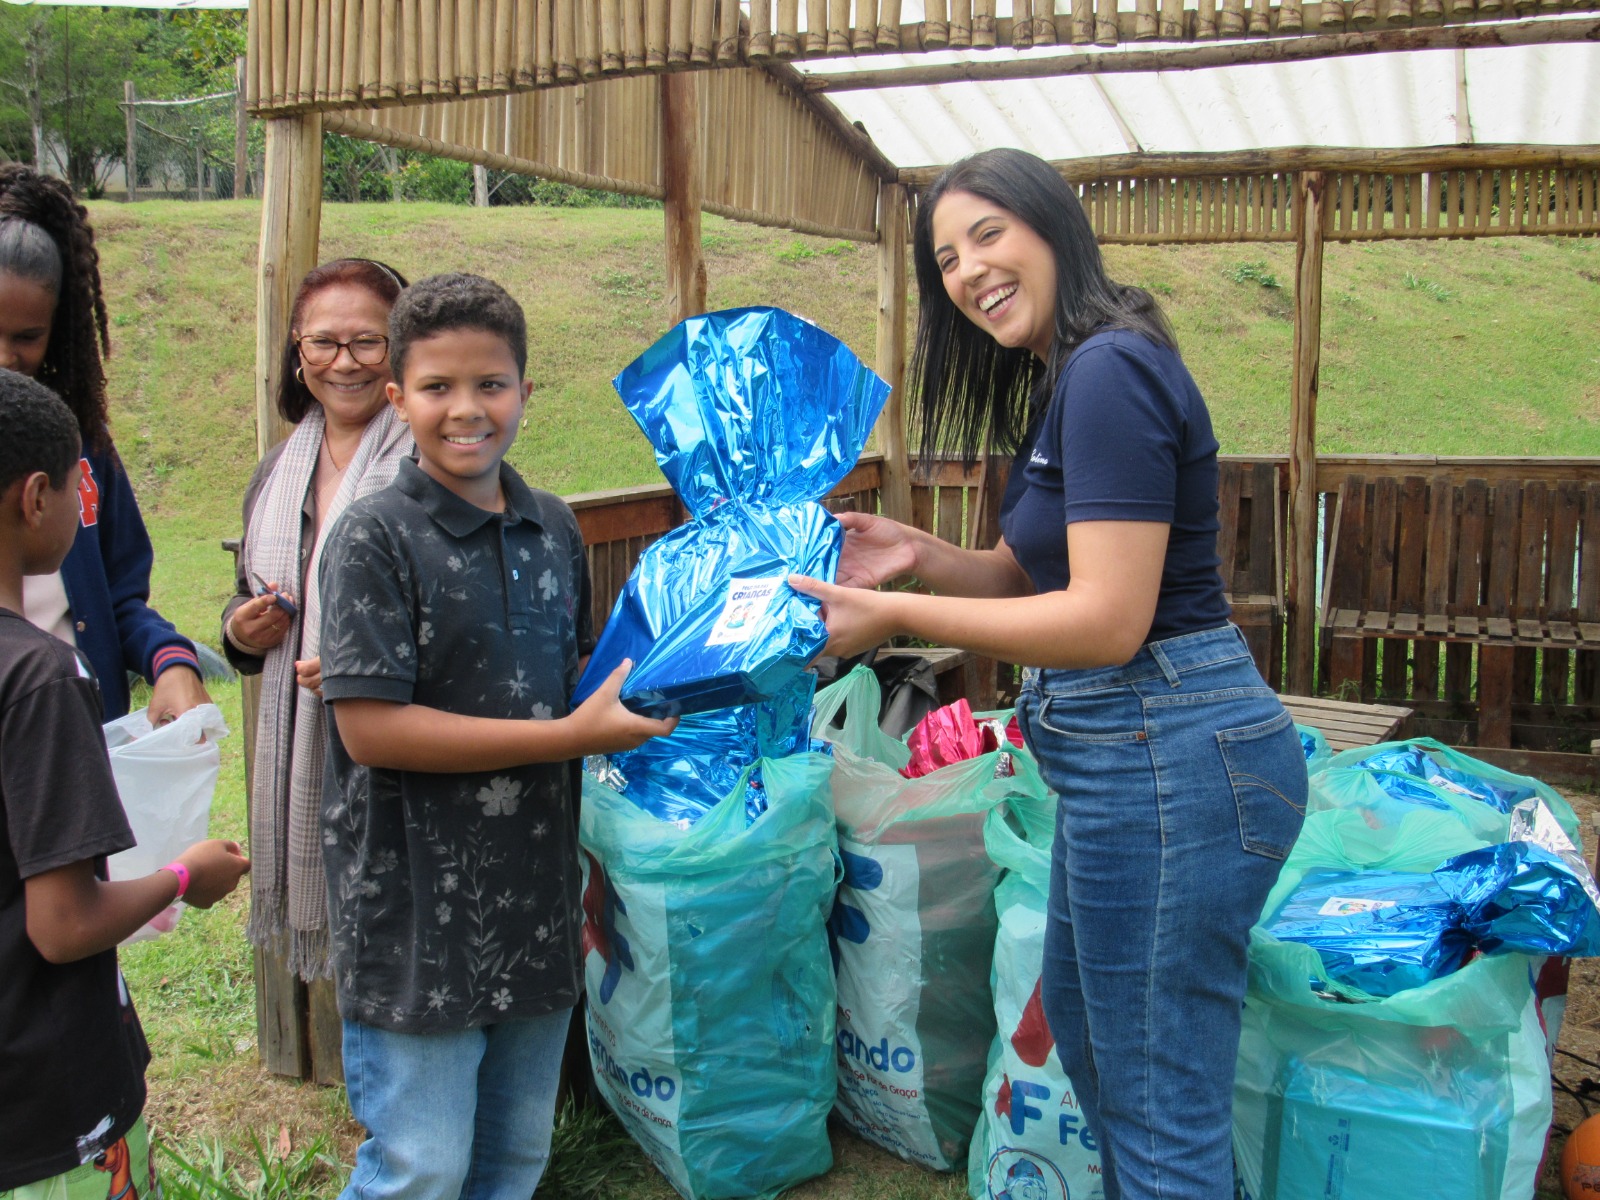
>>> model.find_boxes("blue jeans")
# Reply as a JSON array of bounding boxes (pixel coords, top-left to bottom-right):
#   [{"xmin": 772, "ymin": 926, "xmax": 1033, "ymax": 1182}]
[
  {"xmin": 339, "ymin": 1007, "xmax": 573, "ymax": 1200},
  {"xmin": 1016, "ymin": 624, "xmax": 1306, "ymax": 1200}
]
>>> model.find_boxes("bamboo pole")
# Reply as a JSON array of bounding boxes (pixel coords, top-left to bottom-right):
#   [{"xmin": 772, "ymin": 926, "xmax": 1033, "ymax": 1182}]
[
  {"xmin": 1196, "ymin": 0, "xmax": 1219, "ymax": 37},
  {"xmin": 1249, "ymin": 0, "xmax": 1272, "ymax": 34},
  {"xmin": 896, "ymin": 143, "xmax": 1600, "ymax": 185},
  {"xmin": 247, "ymin": 0, "xmax": 263, "ymax": 109},
  {"xmin": 1286, "ymin": 169, "xmax": 1325, "ymax": 696},
  {"xmin": 855, "ymin": 0, "xmax": 878, "ymax": 51},
  {"xmin": 313, "ymin": 0, "xmax": 331, "ymax": 102},
  {"xmin": 646, "ymin": 0, "xmax": 668, "ymax": 66},
  {"xmin": 719, "ymin": 0, "xmax": 742, "ymax": 60},
  {"xmin": 827, "ymin": 0, "xmax": 850, "ymax": 52},
  {"xmin": 1033, "ymin": 0, "xmax": 1056, "ymax": 43},
  {"xmin": 799, "ymin": 12, "xmax": 1600, "ymax": 84},
  {"xmin": 1013, "ymin": 0, "xmax": 1035, "ymax": 45},
  {"xmin": 581, "ymin": 0, "xmax": 603, "ymax": 76},
  {"xmin": 878, "ymin": 0, "xmax": 901, "ymax": 47},
  {"xmin": 343, "ymin": 0, "xmax": 363, "ymax": 100},
  {"xmin": 296, "ymin": 0, "xmax": 315, "ymax": 104},
  {"xmin": 493, "ymin": 0, "xmax": 515, "ymax": 85},
  {"xmin": 537, "ymin": 0, "xmax": 555, "ymax": 81},
  {"xmin": 1095, "ymin": 0, "xmax": 1119, "ymax": 43},
  {"xmin": 875, "ymin": 181, "xmax": 913, "ymax": 524},
  {"xmin": 806, "ymin": 0, "xmax": 827, "ymax": 52},
  {"xmin": 361, "ymin": 0, "xmax": 381, "ymax": 99},
  {"xmin": 671, "ymin": 0, "xmax": 693, "ymax": 64},
  {"xmin": 974, "ymin": 0, "xmax": 996, "ymax": 46},
  {"xmin": 557, "ymin": 0, "xmax": 578, "ymax": 79},
  {"xmin": 1159, "ymin": 0, "xmax": 1185, "ymax": 39},
  {"xmin": 1135, "ymin": 0, "xmax": 1158, "ymax": 38},
  {"xmin": 661, "ymin": 74, "xmax": 707, "ymax": 323},
  {"xmin": 623, "ymin": 0, "xmax": 645, "ymax": 66},
  {"xmin": 926, "ymin": 0, "xmax": 951, "ymax": 48},
  {"xmin": 601, "ymin": 0, "xmax": 622, "ymax": 69},
  {"xmin": 1220, "ymin": 0, "xmax": 1246, "ymax": 36},
  {"xmin": 750, "ymin": 0, "xmax": 774, "ymax": 56},
  {"xmin": 514, "ymin": 0, "xmax": 535, "ymax": 83},
  {"xmin": 383, "ymin": 0, "xmax": 402, "ymax": 98},
  {"xmin": 950, "ymin": 0, "xmax": 973, "ymax": 46},
  {"xmin": 1279, "ymin": 0, "xmax": 1304, "ymax": 28},
  {"xmin": 776, "ymin": 0, "xmax": 800, "ymax": 55}
]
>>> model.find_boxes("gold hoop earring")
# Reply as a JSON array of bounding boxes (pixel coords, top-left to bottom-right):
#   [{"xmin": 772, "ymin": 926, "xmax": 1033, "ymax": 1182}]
[{"xmin": 295, "ymin": 365, "xmax": 305, "ymax": 386}]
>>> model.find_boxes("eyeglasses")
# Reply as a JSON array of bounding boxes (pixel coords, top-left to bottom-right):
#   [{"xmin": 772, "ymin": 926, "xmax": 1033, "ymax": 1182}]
[{"xmin": 296, "ymin": 333, "xmax": 390, "ymax": 367}]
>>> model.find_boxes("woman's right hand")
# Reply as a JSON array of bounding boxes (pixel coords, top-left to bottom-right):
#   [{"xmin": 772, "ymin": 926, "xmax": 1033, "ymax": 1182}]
[
  {"xmin": 567, "ymin": 661, "xmax": 678, "ymax": 755},
  {"xmin": 834, "ymin": 511, "xmax": 920, "ymax": 589},
  {"xmin": 228, "ymin": 585, "xmax": 295, "ymax": 654}
]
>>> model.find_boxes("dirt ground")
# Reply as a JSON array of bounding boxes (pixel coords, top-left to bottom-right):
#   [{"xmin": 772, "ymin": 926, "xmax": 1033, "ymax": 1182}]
[{"xmin": 1540, "ymin": 785, "xmax": 1600, "ymax": 1200}]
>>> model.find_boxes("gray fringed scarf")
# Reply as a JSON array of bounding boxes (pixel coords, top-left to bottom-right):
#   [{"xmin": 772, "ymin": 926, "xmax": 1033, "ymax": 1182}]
[{"xmin": 243, "ymin": 404, "xmax": 412, "ymax": 978}]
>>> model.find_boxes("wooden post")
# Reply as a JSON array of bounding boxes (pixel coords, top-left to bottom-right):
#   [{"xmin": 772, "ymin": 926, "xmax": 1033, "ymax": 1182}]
[
  {"xmin": 660, "ymin": 73, "xmax": 706, "ymax": 325},
  {"xmin": 252, "ymin": 112, "xmax": 336, "ymax": 1081},
  {"xmin": 1286, "ymin": 170, "xmax": 1325, "ymax": 696},
  {"xmin": 256, "ymin": 115, "xmax": 323, "ymax": 454},
  {"xmin": 124, "ymin": 81, "xmax": 137, "ymax": 202},
  {"xmin": 874, "ymin": 181, "xmax": 912, "ymax": 524},
  {"xmin": 234, "ymin": 58, "xmax": 249, "ymax": 199},
  {"xmin": 473, "ymin": 162, "xmax": 490, "ymax": 206}
]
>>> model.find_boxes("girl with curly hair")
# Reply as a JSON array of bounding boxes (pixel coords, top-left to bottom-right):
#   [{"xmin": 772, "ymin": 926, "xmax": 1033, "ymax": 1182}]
[{"xmin": 0, "ymin": 162, "xmax": 207, "ymax": 722}]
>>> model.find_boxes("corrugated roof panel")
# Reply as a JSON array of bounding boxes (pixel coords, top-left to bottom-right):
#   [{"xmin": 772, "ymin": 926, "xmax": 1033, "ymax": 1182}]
[{"xmin": 806, "ymin": 42, "xmax": 1600, "ymax": 170}]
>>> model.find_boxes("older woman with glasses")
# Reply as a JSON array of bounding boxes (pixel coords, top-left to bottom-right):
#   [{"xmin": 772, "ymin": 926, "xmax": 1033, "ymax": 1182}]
[{"xmin": 223, "ymin": 257, "xmax": 412, "ymax": 979}]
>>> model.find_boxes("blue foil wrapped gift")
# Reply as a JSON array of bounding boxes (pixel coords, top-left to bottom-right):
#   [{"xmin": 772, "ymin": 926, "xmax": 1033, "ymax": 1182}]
[
  {"xmin": 573, "ymin": 306, "xmax": 889, "ymax": 719},
  {"xmin": 1266, "ymin": 801, "xmax": 1600, "ymax": 997}
]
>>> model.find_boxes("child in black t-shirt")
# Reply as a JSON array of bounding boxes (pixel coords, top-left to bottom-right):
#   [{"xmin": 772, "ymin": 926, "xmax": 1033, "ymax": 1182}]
[
  {"xmin": 0, "ymin": 368, "xmax": 250, "ymax": 1195},
  {"xmin": 319, "ymin": 274, "xmax": 676, "ymax": 1200}
]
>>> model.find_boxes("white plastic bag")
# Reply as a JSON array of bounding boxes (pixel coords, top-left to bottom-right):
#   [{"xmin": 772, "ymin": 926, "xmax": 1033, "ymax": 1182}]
[{"xmin": 103, "ymin": 703, "xmax": 228, "ymax": 943}]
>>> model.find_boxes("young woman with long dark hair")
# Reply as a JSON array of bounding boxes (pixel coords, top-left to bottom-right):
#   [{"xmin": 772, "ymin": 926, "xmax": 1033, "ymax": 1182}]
[{"xmin": 793, "ymin": 147, "xmax": 1306, "ymax": 1200}]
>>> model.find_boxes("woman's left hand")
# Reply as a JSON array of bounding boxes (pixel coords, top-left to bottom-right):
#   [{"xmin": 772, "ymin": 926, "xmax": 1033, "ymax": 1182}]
[
  {"xmin": 789, "ymin": 575, "xmax": 901, "ymax": 659},
  {"xmin": 295, "ymin": 656, "xmax": 323, "ymax": 697},
  {"xmin": 149, "ymin": 664, "xmax": 211, "ymax": 725}
]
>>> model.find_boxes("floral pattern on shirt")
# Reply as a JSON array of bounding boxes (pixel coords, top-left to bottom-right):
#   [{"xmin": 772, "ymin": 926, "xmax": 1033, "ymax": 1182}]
[{"xmin": 319, "ymin": 459, "xmax": 592, "ymax": 1032}]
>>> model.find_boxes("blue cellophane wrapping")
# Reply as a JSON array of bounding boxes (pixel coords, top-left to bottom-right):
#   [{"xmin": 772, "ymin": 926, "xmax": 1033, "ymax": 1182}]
[
  {"xmin": 1309, "ymin": 737, "xmax": 1573, "ymax": 844},
  {"xmin": 573, "ymin": 306, "xmax": 890, "ymax": 719},
  {"xmin": 598, "ymin": 673, "xmax": 820, "ymax": 826},
  {"xmin": 1265, "ymin": 802, "xmax": 1600, "ymax": 997},
  {"xmin": 1264, "ymin": 868, "xmax": 1472, "ymax": 996}
]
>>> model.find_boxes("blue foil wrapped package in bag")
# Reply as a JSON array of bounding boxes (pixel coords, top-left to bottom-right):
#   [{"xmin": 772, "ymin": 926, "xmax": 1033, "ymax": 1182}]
[
  {"xmin": 1263, "ymin": 797, "xmax": 1600, "ymax": 999},
  {"xmin": 573, "ymin": 307, "xmax": 889, "ymax": 718},
  {"xmin": 1264, "ymin": 867, "xmax": 1472, "ymax": 996}
]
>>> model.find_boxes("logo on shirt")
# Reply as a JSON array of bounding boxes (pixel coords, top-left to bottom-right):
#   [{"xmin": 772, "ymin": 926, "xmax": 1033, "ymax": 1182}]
[
  {"xmin": 1028, "ymin": 449, "xmax": 1050, "ymax": 468},
  {"xmin": 77, "ymin": 458, "xmax": 100, "ymax": 527}
]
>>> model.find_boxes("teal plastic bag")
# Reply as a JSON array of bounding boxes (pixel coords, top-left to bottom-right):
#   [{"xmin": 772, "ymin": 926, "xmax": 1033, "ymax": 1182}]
[
  {"xmin": 1296, "ymin": 722, "xmax": 1331, "ymax": 772},
  {"xmin": 812, "ymin": 667, "xmax": 1050, "ymax": 1172},
  {"xmin": 1234, "ymin": 806, "xmax": 1552, "ymax": 1200},
  {"xmin": 967, "ymin": 802, "xmax": 1106, "ymax": 1200},
  {"xmin": 580, "ymin": 752, "xmax": 838, "ymax": 1200},
  {"xmin": 1310, "ymin": 737, "xmax": 1578, "ymax": 845}
]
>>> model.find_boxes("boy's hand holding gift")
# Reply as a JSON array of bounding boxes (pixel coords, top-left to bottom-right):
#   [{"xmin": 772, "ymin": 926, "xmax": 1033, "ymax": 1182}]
[{"xmin": 569, "ymin": 661, "xmax": 679, "ymax": 755}]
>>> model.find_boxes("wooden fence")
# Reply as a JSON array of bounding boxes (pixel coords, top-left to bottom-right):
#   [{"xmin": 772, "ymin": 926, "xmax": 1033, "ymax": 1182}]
[{"xmin": 572, "ymin": 451, "xmax": 1600, "ymax": 747}]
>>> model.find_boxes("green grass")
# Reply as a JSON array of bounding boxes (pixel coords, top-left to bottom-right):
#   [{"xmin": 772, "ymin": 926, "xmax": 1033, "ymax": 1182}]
[{"xmin": 89, "ymin": 201, "xmax": 1600, "ymax": 1197}]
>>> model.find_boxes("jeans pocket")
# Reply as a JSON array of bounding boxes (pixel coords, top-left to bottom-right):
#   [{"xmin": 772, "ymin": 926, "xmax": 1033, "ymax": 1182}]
[
  {"xmin": 1216, "ymin": 707, "xmax": 1307, "ymax": 860},
  {"xmin": 1036, "ymin": 692, "xmax": 1148, "ymax": 743}
]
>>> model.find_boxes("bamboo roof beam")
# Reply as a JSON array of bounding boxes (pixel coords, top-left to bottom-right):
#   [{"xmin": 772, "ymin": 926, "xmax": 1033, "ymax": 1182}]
[
  {"xmin": 801, "ymin": 16, "xmax": 1600, "ymax": 94},
  {"xmin": 321, "ymin": 109, "xmax": 879, "ymax": 241},
  {"xmin": 899, "ymin": 143, "xmax": 1600, "ymax": 185}
]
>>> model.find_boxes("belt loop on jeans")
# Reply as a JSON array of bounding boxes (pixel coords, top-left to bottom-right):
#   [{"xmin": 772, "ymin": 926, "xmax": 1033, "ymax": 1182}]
[{"xmin": 1148, "ymin": 640, "xmax": 1181, "ymax": 688}]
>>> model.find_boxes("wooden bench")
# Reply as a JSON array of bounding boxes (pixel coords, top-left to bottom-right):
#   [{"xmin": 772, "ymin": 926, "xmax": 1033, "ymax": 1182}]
[
  {"xmin": 1321, "ymin": 473, "xmax": 1600, "ymax": 748},
  {"xmin": 1217, "ymin": 460, "xmax": 1284, "ymax": 687},
  {"xmin": 1279, "ymin": 693, "xmax": 1413, "ymax": 753}
]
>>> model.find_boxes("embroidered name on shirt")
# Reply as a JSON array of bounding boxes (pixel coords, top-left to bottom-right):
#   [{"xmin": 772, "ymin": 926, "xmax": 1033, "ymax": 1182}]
[{"xmin": 1028, "ymin": 449, "xmax": 1050, "ymax": 467}]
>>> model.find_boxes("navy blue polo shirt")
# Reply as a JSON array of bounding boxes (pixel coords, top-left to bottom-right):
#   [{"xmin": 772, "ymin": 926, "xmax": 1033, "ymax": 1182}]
[
  {"xmin": 998, "ymin": 329, "xmax": 1230, "ymax": 644},
  {"xmin": 320, "ymin": 458, "xmax": 595, "ymax": 1032}
]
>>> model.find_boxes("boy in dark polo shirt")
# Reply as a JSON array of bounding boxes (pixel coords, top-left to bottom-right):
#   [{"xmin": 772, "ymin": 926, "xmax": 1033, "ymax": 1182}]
[{"xmin": 318, "ymin": 274, "xmax": 676, "ymax": 1200}]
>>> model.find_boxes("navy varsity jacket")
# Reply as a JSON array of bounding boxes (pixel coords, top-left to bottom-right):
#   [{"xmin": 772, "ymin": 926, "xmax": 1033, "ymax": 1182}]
[{"xmin": 60, "ymin": 447, "xmax": 199, "ymax": 720}]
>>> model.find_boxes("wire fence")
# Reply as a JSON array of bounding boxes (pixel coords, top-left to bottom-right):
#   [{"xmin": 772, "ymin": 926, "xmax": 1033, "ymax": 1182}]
[{"xmin": 124, "ymin": 84, "xmax": 252, "ymax": 200}]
